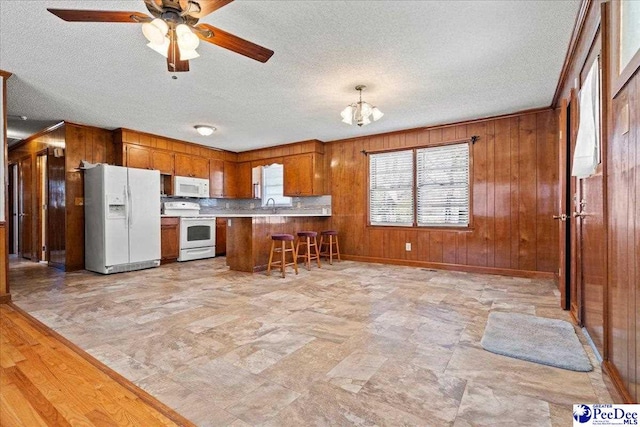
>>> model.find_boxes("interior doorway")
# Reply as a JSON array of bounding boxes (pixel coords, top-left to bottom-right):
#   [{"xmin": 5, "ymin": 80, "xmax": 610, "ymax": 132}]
[
  {"xmin": 560, "ymin": 27, "xmax": 607, "ymax": 361},
  {"xmin": 37, "ymin": 152, "xmax": 48, "ymax": 262},
  {"xmin": 17, "ymin": 156, "xmax": 33, "ymax": 260},
  {"xmin": 8, "ymin": 163, "xmax": 18, "ymax": 255}
]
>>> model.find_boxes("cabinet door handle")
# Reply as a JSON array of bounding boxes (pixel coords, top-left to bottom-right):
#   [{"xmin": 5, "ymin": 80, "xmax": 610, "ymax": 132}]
[{"xmin": 552, "ymin": 214, "xmax": 568, "ymax": 221}]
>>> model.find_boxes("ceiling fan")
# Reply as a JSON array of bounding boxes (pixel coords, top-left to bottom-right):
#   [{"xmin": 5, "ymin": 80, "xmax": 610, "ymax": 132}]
[{"xmin": 47, "ymin": 0, "xmax": 274, "ymax": 73}]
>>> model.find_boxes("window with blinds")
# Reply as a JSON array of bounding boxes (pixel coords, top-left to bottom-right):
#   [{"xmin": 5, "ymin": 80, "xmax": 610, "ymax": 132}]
[
  {"xmin": 261, "ymin": 164, "xmax": 292, "ymax": 207},
  {"xmin": 416, "ymin": 143, "xmax": 470, "ymax": 227},
  {"xmin": 369, "ymin": 150, "xmax": 414, "ymax": 226}
]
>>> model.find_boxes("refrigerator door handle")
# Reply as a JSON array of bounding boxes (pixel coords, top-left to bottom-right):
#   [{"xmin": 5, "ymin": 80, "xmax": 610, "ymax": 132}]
[{"xmin": 127, "ymin": 184, "xmax": 133, "ymax": 228}]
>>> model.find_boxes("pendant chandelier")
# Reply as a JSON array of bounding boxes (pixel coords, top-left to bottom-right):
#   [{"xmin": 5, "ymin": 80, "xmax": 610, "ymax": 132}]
[{"xmin": 340, "ymin": 85, "xmax": 383, "ymax": 127}]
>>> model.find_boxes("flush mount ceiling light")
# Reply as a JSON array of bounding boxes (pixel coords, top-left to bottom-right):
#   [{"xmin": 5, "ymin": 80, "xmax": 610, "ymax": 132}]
[
  {"xmin": 340, "ymin": 85, "xmax": 384, "ymax": 127},
  {"xmin": 195, "ymin": 125, "xmax": 216, "ymax": 136}
]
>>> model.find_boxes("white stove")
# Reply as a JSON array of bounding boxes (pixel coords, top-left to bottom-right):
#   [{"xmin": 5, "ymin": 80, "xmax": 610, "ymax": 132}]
[{"xmin": 163, "ymin": 202, "xmax": 216, "ymax": 261}]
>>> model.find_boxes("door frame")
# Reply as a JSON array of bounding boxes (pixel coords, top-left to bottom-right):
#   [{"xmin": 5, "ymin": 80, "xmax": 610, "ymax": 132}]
[
  {"xmin": 36, "ymin": 150, "xmax": 48, "ymax": 262},
  {"xmin": 557, "ymin": 98, "xmax": 571, "ymax": 310},
  {"xmin": 17, "ymin": 154, "xmax": 34, "ymax": 261},
  {"xmin": 8, "ymin": 162, "xmax": 18, "ymax": 255}
]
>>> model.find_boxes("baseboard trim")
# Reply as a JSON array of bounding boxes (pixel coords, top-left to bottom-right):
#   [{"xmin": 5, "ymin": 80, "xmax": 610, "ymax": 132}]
[
  {"xmin": 602, "ymin": 360, "xmax": 635, "ymax": 403},
  {"xmin": 340, "ymin": 255, "xmax": 556, "ymax": 279},
  {"xmin": 7, "ymin": 303, "xmax": 196, "ymax": 426},
  {"xmin": 0, "ymin": 293, "xmax": 12, "ymax": 304}
]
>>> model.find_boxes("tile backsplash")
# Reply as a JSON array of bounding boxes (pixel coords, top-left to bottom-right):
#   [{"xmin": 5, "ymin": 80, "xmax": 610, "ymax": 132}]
[{"xmin": 161, "ymin": 195, "xmax": 332, "ymax": 216}]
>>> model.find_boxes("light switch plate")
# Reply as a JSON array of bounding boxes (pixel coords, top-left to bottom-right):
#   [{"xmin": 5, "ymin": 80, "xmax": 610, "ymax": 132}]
[{"xmin": 405, "ymin": 242, "xmax": 411, "ymax": 251}]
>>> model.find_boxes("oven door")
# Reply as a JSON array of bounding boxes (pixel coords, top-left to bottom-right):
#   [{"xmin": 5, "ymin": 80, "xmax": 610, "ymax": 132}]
[{"xmin": 180, "ymin": 217, "xmax": 216, "ymax": 249}]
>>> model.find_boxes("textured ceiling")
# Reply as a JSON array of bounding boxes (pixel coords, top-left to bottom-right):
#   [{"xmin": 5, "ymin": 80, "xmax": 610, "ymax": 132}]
[{"xmin": 0, "ymin": 1, "xmax": 579, "ymax": 152}]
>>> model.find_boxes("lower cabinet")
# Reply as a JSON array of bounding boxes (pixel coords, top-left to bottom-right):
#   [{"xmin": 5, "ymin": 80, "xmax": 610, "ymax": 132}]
[
  {"xmin": 216, "ymin": 218, "xmax": 227, "ymax": 256},
  {"xmin": 161, "ymin": 217, "xmax": 179, "ymax": 263}
]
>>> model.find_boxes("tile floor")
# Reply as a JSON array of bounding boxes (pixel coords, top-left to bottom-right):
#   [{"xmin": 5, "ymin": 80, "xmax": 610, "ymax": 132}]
[{"xmin": 9, "ymin": 257, "xmax": 614, "ymax": 426}]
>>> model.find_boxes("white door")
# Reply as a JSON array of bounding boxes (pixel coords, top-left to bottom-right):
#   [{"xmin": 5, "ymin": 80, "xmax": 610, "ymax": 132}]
[
  {"xmin": 102, "ymin": 165, "xmax": 129, "ymax": 267},
  {"xmin": 127, "ymin": 168, "xmax": 161, "ymax": 263}
]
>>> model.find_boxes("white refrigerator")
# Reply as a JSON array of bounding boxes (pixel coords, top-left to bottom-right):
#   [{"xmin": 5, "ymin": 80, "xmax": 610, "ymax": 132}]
[{"xmin": 84, "ymin": 164, "xmax": 161, "ymax": 274}]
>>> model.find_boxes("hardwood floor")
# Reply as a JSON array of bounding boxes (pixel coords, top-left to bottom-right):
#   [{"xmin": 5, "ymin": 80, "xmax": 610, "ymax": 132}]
[{"xmin": 0, "ymin": 303, "xmax": 194, "ymax": 427}]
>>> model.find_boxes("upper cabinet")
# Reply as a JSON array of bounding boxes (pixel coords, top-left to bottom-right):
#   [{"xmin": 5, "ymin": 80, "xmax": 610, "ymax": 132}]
[
  {"xmin": 175, "ymin": 153, "xmax": 209, "ymax": 179},
  {"xmin": 151, "ymin": 150, "xmax": 174, "ymax": 175},
  {"xmin": 223, "ymin": 161, "xmax": 238, "ymax": 198},
  {"xmin": 235, "ymin": 162, "xmax": 253, "ymax": 198},
  {"xmin": 114, "ymin": 129, "xmax": 326, "ymax": 200},
  {"xmin": 283, "ymin": 153, "xmax": 325, "ymax": 196},
  {"xmin": 125, "ymin": 144, "xmax": 152, "ymax": 170},
  {"xmin": 209, "ymin": 159, "xmax": 224, "ymax": 197}
]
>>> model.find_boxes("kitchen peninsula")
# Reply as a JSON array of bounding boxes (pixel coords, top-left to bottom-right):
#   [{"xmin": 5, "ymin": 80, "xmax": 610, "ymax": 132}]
[{"xmin": 220, "ymin": 213, "xmax": 331, "ymax": 272}]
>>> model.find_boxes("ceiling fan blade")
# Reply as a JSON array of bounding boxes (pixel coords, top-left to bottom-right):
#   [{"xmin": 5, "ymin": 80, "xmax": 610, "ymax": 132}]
[
  {"xmin": 195, "ymin": 23, "xmax": 274, "ymax": 63},
  {"xmin": 188, "ymin": 0, "xmax": 234, "ymax": 19},
  {"xmin": 167, "ymin": 34, "xmax": 190, "ymax": 72},
  {"xmin": 47, "ymin": 9, "xmax": 150, "ymax": 23}
]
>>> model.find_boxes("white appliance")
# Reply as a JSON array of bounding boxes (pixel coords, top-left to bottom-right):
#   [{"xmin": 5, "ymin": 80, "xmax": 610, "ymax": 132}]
[
  {"xmin": 174, "ymin": 176, "xmax": 209, "ymax": 198},
  {"xmin": 84, "ymin": 165, "xmax": 161, "ymax": 274},
  {"xmin": 163, "ymin": 202, "xmax": 216, "ymax": 261}
]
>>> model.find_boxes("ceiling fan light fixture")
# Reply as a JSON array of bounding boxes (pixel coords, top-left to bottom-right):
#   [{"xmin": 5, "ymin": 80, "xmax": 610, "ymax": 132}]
[
  {"xmin": 142, "ymin": 18, "xmax": 168, "ymax": 44},
  {"xmin": 195, "ymin": 125, "xmax": 216, "ymax": 136},
  {"xmin": 176, "ymin": 25, "xmax": 200, "ymax": 51},
  {"xmin": 147, "ymin": 36, "xmax": 170, "ymax": 57},
  {"xmin": 179, "ymin": 48, "xmax": 200, "ymax": 60}
]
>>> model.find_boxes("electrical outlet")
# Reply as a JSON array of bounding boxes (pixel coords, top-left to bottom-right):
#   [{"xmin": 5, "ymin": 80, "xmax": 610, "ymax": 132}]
[
  {"xmin": 250, "ymin": 202, "xmax": 255, "ymax": 209},
  {"xmin": 405, "ymin": 242, "xmax": 411, "ymax": 251},
  {"xmin": 225, "ymin": 202, "xmax": 230, "ymax": 209}
]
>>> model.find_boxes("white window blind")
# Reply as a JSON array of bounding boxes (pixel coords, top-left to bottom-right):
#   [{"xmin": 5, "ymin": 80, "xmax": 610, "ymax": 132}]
[
  {"xmin": 369, "ymin": 150, "xmax": 414, "ymax": 226},
  {"xmin": 416, "ymin": 143, "xmax": 470, "ymax": 227},
  {"xmin": 261, "ymin": 164, "xmax": 292, "ymax": 207}
]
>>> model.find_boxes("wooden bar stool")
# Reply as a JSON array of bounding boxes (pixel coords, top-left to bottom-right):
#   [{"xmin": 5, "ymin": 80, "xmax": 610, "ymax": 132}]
[
  {"xmin": 319, "ymin": 230, "xmax": 341, "ymax": 265},
  {"xmin": 267, "ymin": 234, "xmax": 298, "ymax": 278},
  {"xmin": 296, "ymin": 231, "xmax": 321, "ymax": 270}
]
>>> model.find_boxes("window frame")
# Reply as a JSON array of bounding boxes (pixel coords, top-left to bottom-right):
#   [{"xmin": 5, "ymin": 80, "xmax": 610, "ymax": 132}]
[
  {"xmin": 366, "ymin": 139, "xmax": 474, "ymax": 230},
  {"xmin": 261, "ymin": 163, "xmax": 292, "ymax": 207}
]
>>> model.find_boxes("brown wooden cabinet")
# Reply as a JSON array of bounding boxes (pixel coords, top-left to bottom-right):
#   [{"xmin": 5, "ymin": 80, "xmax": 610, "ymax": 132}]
[
  {"xmin": 160, "ymin": 217, "xmax": 179, "ymax": 263},
  {"xmin": 215, "ymin": 218, "xmax": 226, "ymax": 256},
  {"xmin": 209, "ymin": 159, "xmax": 224, "ymax": 197},
  {"xmin": 283, "ymin": 153, "xmax": 324, "ymax": 196},
  {"xmin": 151, "ymin": 150, "xmax": 174, "ymax": 175},
  {"xmin": 223, "ymin": 161, "xmax": 238, "ymax": 198},
  {"xmin": 236, "ymin": 162, "xmax": 253, "ymax": 198},
  {"xmin": 125, "ymin": 144, "xmax": 152, "ymax": 170},
  {"xmin": 175, "ymin": 153, "xmax": 209, "ymax": 179}
]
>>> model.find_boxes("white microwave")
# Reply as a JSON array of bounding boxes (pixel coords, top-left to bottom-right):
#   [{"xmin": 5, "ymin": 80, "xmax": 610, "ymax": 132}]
[{"xmin": 174, "ymin": 176, "xmax": 209, "ymax": 198}]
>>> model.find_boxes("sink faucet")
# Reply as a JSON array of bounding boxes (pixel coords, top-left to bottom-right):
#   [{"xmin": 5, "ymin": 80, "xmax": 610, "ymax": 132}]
[{"xmin": 266, "ymin": 198, "xmax": 277, "ymax": 213}]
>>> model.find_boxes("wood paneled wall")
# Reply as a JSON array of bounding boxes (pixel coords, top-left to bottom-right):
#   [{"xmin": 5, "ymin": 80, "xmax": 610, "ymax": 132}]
[
  {"xmin": 607, "ymin": 71, "xmax": 639, "ymax": 401},
  {"xmin": 0, "ymin": 224, "xmax": 6, "ymax": 301},
  {"xmin": 553, "ymin": 0, "xmax": 639, "ymax": 402},
  {"xmin": 325, "ymin": 109, "xmax": 559, "ymax": 277},
  {"xmin": 8, "ymin": 123, "xmax": 112, "ymax": 272},
  {"xmin": 64, "ymin": 124, "xmax": 114, "ymax": 270},
  {"xmin": 8, "ymin": 124, "xmax": 66, "ymax": 265},
  {"xmin": 0, "ymin": 70, "xmax": 9, "ymax": 301}
]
